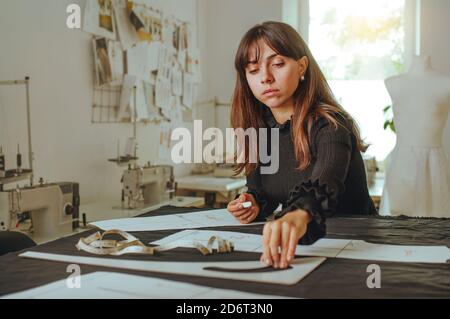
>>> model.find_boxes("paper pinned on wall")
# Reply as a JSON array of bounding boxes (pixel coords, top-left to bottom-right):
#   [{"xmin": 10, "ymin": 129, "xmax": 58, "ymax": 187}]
[
  {"xmin": 147, "ymin": 41, "xmax": 161, "ymax": 72},
  {"xmin": 18, "ymin": 252, "xmax": 326, "ymax": 286},
  {"xmin": 108, "ymin": 40, "xmax": 124, "ymax": 86},
  {"xmin": 112, "ymin": 0, "xmax": 139, "ymax": 50},
  {"xmin": 155, "ymin": 76, "xmax": 172, "ymax": 111},
  {"xmin": 171, "ymin": 66, "xmax": 183, "ymax": 96},
  {"xmin": 157, "ymin": 44, "xmax": 173, "ymax": 80},
  {"xmin": 182, "ymin": 73, "xmax": 196, "ymax": 108},
  {"xmin": 134, "ymin": 81, "xmax": 149, "ymax": 120},
  {"xmin": 128, "ymin": 3, "xmax": 162, "ymax": 43},
  {"xmin": 93, "ymin": 37, "xmax": 113, "ymax": 86},
  {"xmin": 170, "ymin": 96, "xmax": 184, "ymax": 125},
  {"xmin": 143, "ymin": 82, "xmax": 161, "ymax": 122},
  {"xmin": 93, "ymin": 38, "xmax": 124, "ymax": 87},
  {"xmin": 2, "ymin": 271, "xmax": 292, "ymax": 299},
  {"xmin": 187, "ymin": 48, "xmax": 201, "ymax": 83},
  {"xmin": 178, "ymin": 49, "xmax": 187, "ymax": 70},
  {"xmin": 118, "ymin": 74, "xmax": 137, "ymax": 120},
  {"xmin": 161, "ymin": 16, "xmax": 175, "ymax": 47},
  {"xmin": 84, "ymin": 0, "xmax": 117, "ymax": 40},
  {"xmin": 126, "ymin": 42, "xmax": 153, "ymax": 83}
]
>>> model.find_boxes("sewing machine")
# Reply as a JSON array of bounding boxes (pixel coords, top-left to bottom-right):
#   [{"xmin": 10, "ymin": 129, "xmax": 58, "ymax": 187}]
[
  {"xmin": 121, "ymin": 164, "xmax": 175, "ymax": 209},
  {"xmin": 0, "ymin": 181, "xmax": 80, "ymax": 240}
]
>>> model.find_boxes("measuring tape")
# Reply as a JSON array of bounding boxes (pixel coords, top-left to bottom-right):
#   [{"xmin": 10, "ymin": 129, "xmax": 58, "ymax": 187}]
[{"xmin": 76, "ymin": 230, "xmax": 234, "ymax": 256}]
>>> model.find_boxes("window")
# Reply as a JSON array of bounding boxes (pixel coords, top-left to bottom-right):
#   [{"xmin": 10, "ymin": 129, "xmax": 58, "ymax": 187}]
[{"xmin": 285, "ymin": 0, "xmax": 420, "ymax": 163}]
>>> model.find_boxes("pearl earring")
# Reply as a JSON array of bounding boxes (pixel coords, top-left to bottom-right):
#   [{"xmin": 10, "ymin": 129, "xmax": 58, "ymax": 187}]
[{"xmin": 301, "ymin": 75, "xmax": 305, "ymax": 81}]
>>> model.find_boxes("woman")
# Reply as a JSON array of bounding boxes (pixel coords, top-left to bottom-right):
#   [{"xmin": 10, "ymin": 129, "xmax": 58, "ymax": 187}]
[{"xmin": 227, "ymin": 22, "xmax": 376, "ymax": 269}]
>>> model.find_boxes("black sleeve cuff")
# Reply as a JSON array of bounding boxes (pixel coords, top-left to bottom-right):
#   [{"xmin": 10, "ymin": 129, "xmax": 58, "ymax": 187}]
[
  {"xmin": 273, "ymin": 180, "xmax": 337, "ymax": 244},
  {"xmin": 245, "ymin": 190, "xmax": 279, "ymax": 222}
]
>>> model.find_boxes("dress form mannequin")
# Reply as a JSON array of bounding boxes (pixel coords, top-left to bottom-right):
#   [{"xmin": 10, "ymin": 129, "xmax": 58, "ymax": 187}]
[{"xmin": 379, "ymin": 55, "xmax": 450, "ymax": 217}]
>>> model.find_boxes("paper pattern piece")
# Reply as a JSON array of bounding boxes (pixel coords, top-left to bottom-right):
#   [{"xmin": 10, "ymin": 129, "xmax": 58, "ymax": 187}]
[
  {"xmin": 152, "ymin": 230, "xmax": 350, "ymax": 258},
  {"xmin": 19, "ymin": 252, "xmax": 326, "ymax": 285},
  {"xmin": 152, "ymin": 230, "xmax": 450, "ymax": 264},
  {"xmin": 90, "ymin": 209, "xmax": 264, "ymax": 232},
  {"xmin": 2, "ymin": 271, "xmax": 293, "ymax": 299}
]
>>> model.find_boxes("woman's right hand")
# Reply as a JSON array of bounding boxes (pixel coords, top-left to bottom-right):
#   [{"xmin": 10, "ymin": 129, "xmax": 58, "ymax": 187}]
[{"xmin": 227, "ymin": 193, "xmax": 260, "ymax": 224}]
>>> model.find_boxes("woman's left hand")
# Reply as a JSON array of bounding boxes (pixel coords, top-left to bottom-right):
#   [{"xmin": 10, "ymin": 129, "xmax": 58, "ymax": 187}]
[{"xmin": 260, "ymin": 209, "xmax": 311, "ymax": 269}]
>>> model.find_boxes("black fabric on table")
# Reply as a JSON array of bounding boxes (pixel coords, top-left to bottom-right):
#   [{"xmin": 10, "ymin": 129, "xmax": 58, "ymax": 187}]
[
  {"xmin": 0, "ymin": 231, "xmax": 36, "ymax": 256},
  {"xmin": 0, "ymin": 206, "xmax": 449, "ymax": 298}
]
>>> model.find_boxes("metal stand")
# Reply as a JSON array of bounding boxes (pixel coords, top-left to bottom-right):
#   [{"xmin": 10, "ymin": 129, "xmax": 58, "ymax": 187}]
[{"xmin": 0, "ymin": 77, "xmax": 34, "ymax": 186}]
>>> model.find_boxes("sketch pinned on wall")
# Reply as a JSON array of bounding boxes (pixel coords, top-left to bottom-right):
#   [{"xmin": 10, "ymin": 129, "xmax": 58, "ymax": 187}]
[
  {"xmin": 157, "ymin": 44, "xmax": 174, "ymax": 81},
  {"xmin": 171, "ymin": 66, "xmax": 183, "ymax": 96},
  {"xmin": 84, "ymin": 0, "xmax": 117, "ymax": 40},
  {"xmin": 171, "ymin": 96, "xmax": 184, "ymax": 125},
  {"xmin": 161, "ymin": 16, "xmax": 174, "ymax": 48},
  {"xmin": 147, "ymin": 41, "xmax": 161, "ymax": 72},
  {"xmin": 133, "ymin": 81, "xmax": 150, "ymax": 120},
  {"xmin": 127, "ymin": 1, "xmax": 163, "ymax": 43},
  {"xmin": 129, "ymin": 5, "xmax": 151, "ymax": 42},
  {"xmin": 177, "ymin": 49, "xmax": 187, "ymax": 70},
  {"xmin": 179, "ymin": 23, "xmax": 190, "ymax": 52},
  {"xmin": 118, "ymin": 74, "xmax": 137, "ymax": 120},
  {"xmin": 93, "ymin": 37, "xmax": 113, "ymax": 86},
  {"xmin": 143, "ymin": 82, "xmax": 162, "ymax": 122},
  {"xmin": 112, "ymin": 0, "xmax": 139, "ymax": 50},
  {"xmin": 93, "ymin": 37, "xmax": 125, "ymax": 87},
  {"xmin": 88, "ymin": 0, "xmax": 200, "ymax": 124},
  {"xmin": 182, "ymin": 72, "xmax": 195, "ymax": 109},
  {"xmin": 126, "ymin": 42, "xmax": 154, "ymax": 83},
  {"xmin": 108, "ymin": 40, "xmax": 124, "ymax": 85},
  {"xmin": 155, "ymin": 76, "xmax": 172, "ymax": 112}
]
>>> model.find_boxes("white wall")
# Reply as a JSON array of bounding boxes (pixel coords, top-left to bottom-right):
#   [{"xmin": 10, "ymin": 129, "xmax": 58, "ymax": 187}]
[
  {"xmin": 0, "ymin": 0, "xmax": 208, "ymax": 203},
  {"xmin": 205, "ymin": 0, "xmax": 282, "ymax": 132},
  {"xmin": 421, "ymin": 0, "xmax": 450, "ymax": 156}
]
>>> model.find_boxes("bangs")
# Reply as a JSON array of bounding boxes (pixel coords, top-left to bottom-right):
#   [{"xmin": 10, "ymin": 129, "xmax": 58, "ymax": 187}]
[
  {"xmin": 235, "ymin": 35, "xmax": 280, "ymax": 73},
  {"xmin": 235, "ymin": 25, "xmax": 300, "ymax": 74}
]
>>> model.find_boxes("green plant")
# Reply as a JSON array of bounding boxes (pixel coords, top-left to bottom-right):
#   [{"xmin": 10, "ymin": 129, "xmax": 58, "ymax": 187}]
[{"xmin": 383, "ymin": 105, "xmax": 396, "ymax": 133}]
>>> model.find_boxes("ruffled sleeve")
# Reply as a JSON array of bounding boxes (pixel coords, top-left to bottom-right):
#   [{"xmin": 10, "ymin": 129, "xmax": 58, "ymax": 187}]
[
  {"xmin": 245, "ymin": 165, "xmax": 280, "ymax": 222},
  {"xmin": 274, "ymin": 118, "xmax": 353, "ymax": 244}
]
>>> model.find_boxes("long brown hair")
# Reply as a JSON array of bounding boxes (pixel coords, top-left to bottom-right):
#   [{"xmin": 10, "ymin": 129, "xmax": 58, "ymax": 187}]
[{"xmin": 231, "ymin": 21, "xmax": 367, "ymax": 176}]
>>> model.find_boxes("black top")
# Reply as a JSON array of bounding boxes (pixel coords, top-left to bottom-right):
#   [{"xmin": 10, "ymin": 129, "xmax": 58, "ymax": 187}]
[{"xmin": 246, "ymin": 106, "xmax": 377, "ymax": 244}]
